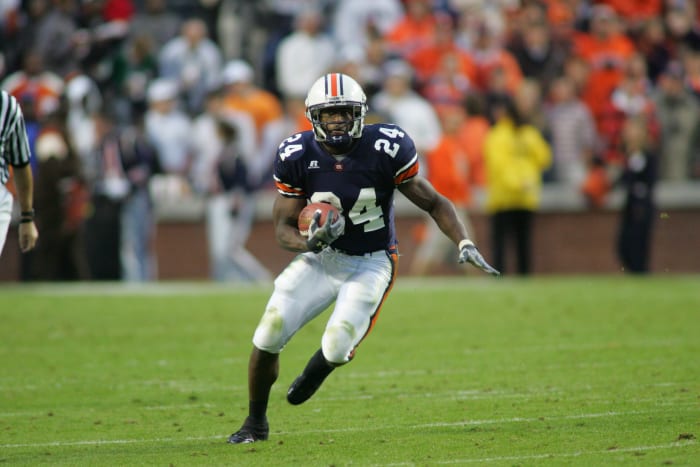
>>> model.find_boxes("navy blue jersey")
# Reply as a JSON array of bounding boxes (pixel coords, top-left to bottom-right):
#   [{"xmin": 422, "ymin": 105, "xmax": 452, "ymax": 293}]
[{"xmin": 274, "ymin": 123, "xmax": 419, "ymax": 254}]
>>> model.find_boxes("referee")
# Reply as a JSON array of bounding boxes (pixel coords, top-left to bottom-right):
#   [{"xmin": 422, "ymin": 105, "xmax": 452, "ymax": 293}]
[{"xmin": 0, "ymin": 90, "xmax": 38, "ymax": 257}]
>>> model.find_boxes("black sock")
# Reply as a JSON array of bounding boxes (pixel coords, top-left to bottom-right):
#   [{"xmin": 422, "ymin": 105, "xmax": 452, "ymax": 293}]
[
  {"xmin": 303, "ymin": 348, "xmax": 335, "ymax": 381},
  {"xmin": 248, "ymin": 400, "xmax": 268, "ymax": 424}
]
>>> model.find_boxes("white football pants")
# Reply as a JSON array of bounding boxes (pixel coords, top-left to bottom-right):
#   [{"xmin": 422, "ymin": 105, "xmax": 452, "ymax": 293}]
[{"xmin": 253, "ymin": 247, "xmax": 397, "ymax": 364}]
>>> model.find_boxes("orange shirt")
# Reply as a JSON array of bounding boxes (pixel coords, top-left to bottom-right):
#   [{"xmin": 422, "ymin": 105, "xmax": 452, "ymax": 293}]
[
  {"xmin": 222, "ymin": 89, "xmax": 283, "ymax": 135},
  {"xmin": 425, "ymin": 134, "xmax": 474, "ymax": 205},
  {"xmin": 385, "ymin": 16, "xmax": 437, "ymax": 57},
  {"xmin": 472, "ymin": 49, "xmax": 523, "ymax": 94},
  {"xmin": 409, "ymin": 44, "xmax": 477, "ymax": 85},
  {"xmin": 573, "ymin": 32, "xmax": 636, "ymax": 120},
  {"xmin": 458, "ymin": 116, "xmax": 489, "ymax": 187}
]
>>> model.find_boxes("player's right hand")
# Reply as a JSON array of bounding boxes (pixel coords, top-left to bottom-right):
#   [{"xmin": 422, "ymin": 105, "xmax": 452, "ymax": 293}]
[{"xmin": 306, "ymin": 210, "xmax": 345, "ymax": 253}]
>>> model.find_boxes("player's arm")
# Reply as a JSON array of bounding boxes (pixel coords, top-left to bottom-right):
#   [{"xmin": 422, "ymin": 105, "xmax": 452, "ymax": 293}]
[
  {"xmin": 399, "ymin": 176, "xmax": 499, "ymax": 276},
  {"xmin": 272, "ymin": 195, "xmax": 312, "ymax": 252},
  {"xmin": 11, "ymin": 164, "xmax": 39, "ymax": 253},
  {"xmin": 399, "ymin": 175, "xmax": 469, "ymax": 244}
]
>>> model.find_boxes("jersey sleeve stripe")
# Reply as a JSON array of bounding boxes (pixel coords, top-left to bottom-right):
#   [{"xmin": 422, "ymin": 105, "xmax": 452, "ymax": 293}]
[
  {"xmin": 394, "ymin": 163, "xmax": 419, "ymax": 184},
  {"xmin": 393, "ymin": 154, "xmax": 419, "ymax": 185},
  {"xmin": 274, "ymin": 180, "xmax": 305, "ymax": 197}
]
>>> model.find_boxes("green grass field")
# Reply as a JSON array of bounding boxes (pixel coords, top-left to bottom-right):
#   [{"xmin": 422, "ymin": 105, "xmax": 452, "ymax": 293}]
[{"xmin": 0, "ymin": 276, "xmax": 698, "ymax": 466}]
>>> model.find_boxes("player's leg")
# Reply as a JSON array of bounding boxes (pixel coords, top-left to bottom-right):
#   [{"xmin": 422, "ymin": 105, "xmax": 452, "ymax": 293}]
[
  {"xmin": 227, "ymin": 347, "xmax": 277, "ymax": 444},
  {"xmin": 287, "ymin": 250, "xmax": 397, "ymax": 405},
  {"xmin": 229, "ymin": 253, "xmax": 337, "ymax": 443}
]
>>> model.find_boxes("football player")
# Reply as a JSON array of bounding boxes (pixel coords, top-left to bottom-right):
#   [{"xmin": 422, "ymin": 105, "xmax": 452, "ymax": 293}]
[{"xmin": 228, "ymin": 73, "xmax": 498, "ymax": 444}]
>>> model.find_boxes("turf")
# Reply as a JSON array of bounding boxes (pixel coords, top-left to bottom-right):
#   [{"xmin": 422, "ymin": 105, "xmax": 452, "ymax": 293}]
[{"xmin": 0, "ymin": 276, "xmax": 698, "ymax": 466}]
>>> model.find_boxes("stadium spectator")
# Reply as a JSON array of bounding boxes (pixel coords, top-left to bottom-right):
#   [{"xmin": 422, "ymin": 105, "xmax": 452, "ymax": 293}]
[
  {"xmin": 545, "ymin": 75, "xmax": 599, "ymax": 187},
  {"xmin": 32, "ymin": 0, "xmax": 82, "ymax": 78},
  {"xmin": 508, "ymin": 16, "xmax": 569, "ymax": 95},
  {"xmin": 108, "ymin": 33, "xmax": 159, "ymax": 123},
  {"xmin": 616, "ymin": 116, "xmax": 658, "ymax": 274},
  {"xmin": 457, "ymin": 93, "xmax": 489, "ymax": 188},
  {"xmin": 334, "ymin": 38, "xmax": 391, "ymax": 102},
  {"xmin": 27, "ymin": 117, "xmax": 87, "ymax": 281},
  {"xmin": 126, "ymin": 0, "xmax": 181, "ymax": 53},
  {"xmin": 157, "ymin": 18, "xmax": 223, "ymax": 115},
  {"xmin": 599, "ymin": 52, "xmax": 659, "ymax": 165},
  {"xmin": 145, "ymin": 78, "xmax": 192, "ymax": 183},
  {"xmin": 82, "ymin": 110, "xmax": 129, "ymax": 280},
  {"xmin": 420, "ymin": 51, "xmax": 475, "ymax": 116},
  {"xmin": 190, "ymin": 86, "xmax": 265, "ymax": 282},
  {"xmin": 254, "ymin": 0, "xmax": 331, "ymax": 95},
  {"xmin": 572, "ymin": 4, "xmax": 636, "ymax": 128},
  {"xmin": 384, "ymin": 0, "xmax": 438, "ymax": 58},
  {"xmin": 211, "ymin": 118, "xmax": 271, "ymax": 282},
  {"xmin": 1, "ymin": 50, "xmax": 64, "ymax": 120},
  {"xmin": 332, "ymin": 0, "xmax": 403, "ymax": 51},
  {"xmin": 275, "ymin": 9, "xmax": 335, "ymax": 100},
  {"xmin": 636, "ymin": 16, "xmax": 673, "ymax": 84},
  {"xmin": 652, "ymin": 61, "xmax": 700, "ymax": 181},
  {"xmin": 466, "ymin": 19, "xmax": 523, "ymax": 95},
  {"xmin": 484, "ymin": 93, "xmax": 551, "ymax": 275},
  {"xmin": 682, "ymin": 48, "xmax": 700, "ymax": 99},
  {"xmin": 598, "ymin": 0, "xmax": 662, "ymax": 29},
  {"xmin": 64, "ymin": 73, "xmax": 102, "ymax": 171},
  {"xmin": 220, "ymin": 59, "xmax": 286, "ymax": 188},
  {"xmin": 370, "ymin": 59, "xmax": 442, "ymax": 157},
  {"xmin": 118, "ymin": 113, "xmax": 160, "ymax": 282},
  {"xmin": 663, "ymin": 0, "xmax": 700, "ymax": 52},
  {"xmin": 407, "ymin": 13, "xmax": 476, "ymax": 91}
]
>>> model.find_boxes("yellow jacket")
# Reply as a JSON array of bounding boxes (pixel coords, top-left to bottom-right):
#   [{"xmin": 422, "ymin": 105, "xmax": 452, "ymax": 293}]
[{"xmin": 484, "ymin": 119, "xmax": 552, "ymax": 212}]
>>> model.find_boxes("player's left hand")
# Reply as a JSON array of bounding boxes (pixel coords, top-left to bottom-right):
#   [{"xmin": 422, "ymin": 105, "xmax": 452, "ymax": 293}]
[
  {"xmin": 306, "ymin": 209, "xmax": 345, "ymax": 253},
  {"xmin": 458, "ymin": 240, "xmax": 500, "ymax": 276}
]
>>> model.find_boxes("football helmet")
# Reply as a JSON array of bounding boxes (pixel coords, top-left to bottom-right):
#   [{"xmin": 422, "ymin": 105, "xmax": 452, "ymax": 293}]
[{"xmin": 305, "ymin": 73, "xmax": 367, "ymax": 149}]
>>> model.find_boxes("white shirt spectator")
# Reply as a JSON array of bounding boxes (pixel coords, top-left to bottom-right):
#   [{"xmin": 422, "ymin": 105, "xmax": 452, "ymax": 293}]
[
  {"xmin": 158, "ymin": 18, "xmax": 222, "ymax": 114},
  {"xmin": 332, "ymin": 0, "xmax": 403, "ymax": 50},
  {"xmin": 145, "ymin": 80, "xmax": 192, "ymax": 175},
  {"xmin": 275, "ymin": 10, "xmax": 336, "ymax": 99},
  {"xmin": 371, "ymin": 60, "xmax": 442, "ymax": 155}
]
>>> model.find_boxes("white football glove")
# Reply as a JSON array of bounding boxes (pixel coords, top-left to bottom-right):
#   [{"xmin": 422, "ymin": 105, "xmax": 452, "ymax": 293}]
[
  {"xmin": 458, "ymin": 240, "xmax": 500, "ymax": 276},
  {"xmin": 306, "ymin": 210, "xmax": 345, "ymax": 253}
]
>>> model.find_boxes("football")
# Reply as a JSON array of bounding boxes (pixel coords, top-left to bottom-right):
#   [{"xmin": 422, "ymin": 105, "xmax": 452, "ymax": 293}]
[{"xmin": 298, "ymin": 202, "xmax": 340, "ymax": 237}]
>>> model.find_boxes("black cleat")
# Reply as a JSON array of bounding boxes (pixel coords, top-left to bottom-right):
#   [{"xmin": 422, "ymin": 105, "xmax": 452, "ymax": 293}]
[
  {"xmin": 227, "ymin": 417, "xmax": 269, "ymax": 444},
  {"xmin": 287, "ymin": 373, "xmax": 325, "ymax": 405}
]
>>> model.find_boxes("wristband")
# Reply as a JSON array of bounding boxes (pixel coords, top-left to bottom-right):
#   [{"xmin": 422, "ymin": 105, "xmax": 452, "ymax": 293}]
[
  {"xmin": 458, "ymin": 239, "xmax": 474, "ymax": 250},
  {"xmin": 21, "ymin": 209, "xmax": 35, "ymax": 219},
  {"xmin": 19, "ymin": 217, "xmax": 34, "ymax": 224}
]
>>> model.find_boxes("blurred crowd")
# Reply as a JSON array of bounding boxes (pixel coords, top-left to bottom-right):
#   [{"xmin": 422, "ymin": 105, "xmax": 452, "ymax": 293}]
[{"xmin": 2, "ymin": 0, "xmax": 699, "ymax": 280}]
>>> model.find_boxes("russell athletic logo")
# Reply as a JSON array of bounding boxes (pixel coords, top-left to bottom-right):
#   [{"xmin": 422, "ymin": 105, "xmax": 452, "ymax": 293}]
[{"xmin": 308, "ymin": 160, "xmax": 319, "ymax": 169}]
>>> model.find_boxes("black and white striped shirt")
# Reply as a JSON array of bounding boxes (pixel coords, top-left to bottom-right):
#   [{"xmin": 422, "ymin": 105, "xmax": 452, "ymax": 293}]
[{"xmin": 0, "ymin": 90, "xmax": 32, "ymax": 185}]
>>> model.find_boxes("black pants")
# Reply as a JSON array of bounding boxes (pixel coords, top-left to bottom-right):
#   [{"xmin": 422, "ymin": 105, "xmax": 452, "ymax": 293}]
[
  {"xmin": 491, "ymin": 209, "xmax": 534, "ymax": 276},
  {"xmin": 617, "ymin": 201, "xmax": 654, "ymax": 274},
  {"xmin": 84, "ymin": 195, "xmax": 123, "ymax": 280}
]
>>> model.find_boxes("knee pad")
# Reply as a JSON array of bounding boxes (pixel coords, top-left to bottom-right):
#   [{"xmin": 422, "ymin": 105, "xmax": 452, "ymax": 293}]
[
  {"xmin": 321, "ymin": 320, "xmax": 356, "ymax": 364},
  {"xmin": 252, "ymin": 305, "xmax": 285, "ymax": 353}
]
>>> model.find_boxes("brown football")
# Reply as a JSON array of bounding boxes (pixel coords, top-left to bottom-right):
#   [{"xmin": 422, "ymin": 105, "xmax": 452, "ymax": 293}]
[{"xmin": 298, "ymin": 202, "xmax": 340, "ymax": 237}]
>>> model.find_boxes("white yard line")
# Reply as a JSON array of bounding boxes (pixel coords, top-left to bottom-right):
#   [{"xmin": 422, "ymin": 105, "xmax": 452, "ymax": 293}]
[
  {"xmin": 1, "ymin": 408, "xmax": 697, "ymax": 449},
  {"xmin": 376, "ymin": 441, "xmax": 697, "ymax": 466}
]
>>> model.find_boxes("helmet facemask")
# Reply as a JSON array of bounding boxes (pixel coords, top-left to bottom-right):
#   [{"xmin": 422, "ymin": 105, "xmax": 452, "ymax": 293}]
[{"xmin": 308, "ymin": 104, "xmax": 365, "ymax": 149}]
